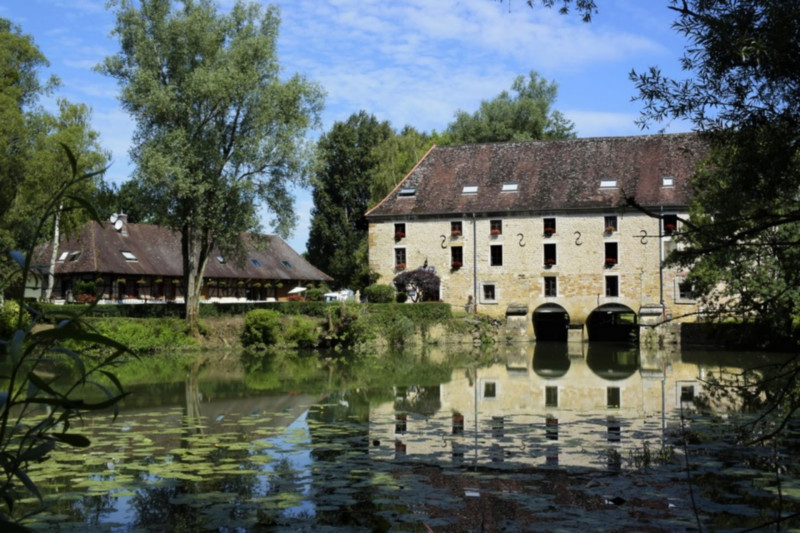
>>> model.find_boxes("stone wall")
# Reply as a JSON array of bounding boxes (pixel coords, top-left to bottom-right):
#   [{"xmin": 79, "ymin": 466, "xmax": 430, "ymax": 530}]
[{"xmin": 370, "ymin": 211, "xmax": 699, "ymax": 337}]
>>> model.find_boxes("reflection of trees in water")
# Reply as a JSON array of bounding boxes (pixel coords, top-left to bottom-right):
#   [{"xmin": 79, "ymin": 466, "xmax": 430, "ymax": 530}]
[
  {"xmin": 132, "ymin": 485, "xmax": 203, "ymax": 532},
  {"xmin": 394, "ymin": 385, "xmax": 441, "ymax": 416},
  {"xmin": 696, "ymin": 353, "xmax": 800, "ymax": 443},
  {"xmin": 304, "ymin": 395, "xmax": 393, "ymax": 530}
]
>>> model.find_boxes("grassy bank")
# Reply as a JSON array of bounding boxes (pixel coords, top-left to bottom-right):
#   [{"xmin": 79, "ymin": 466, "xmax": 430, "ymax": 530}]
[{"xmin": 80, "ymin": 302, "xmax": 464, "ymax": 354}]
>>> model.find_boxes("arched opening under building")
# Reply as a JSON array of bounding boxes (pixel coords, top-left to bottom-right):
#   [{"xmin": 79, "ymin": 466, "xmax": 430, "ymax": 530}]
[
  {"xmin": 533, "ymin": 342, "xmax": 571, "ymax": 378},
  {"xmin": 586, "ymin": 304, "xmax": 638, "ymax": 342},
  {"xmin": 586, "ymin": 343, "xmax": 639, "ymax": 380},
  {"xmin": 533, "ymin": 303, "xmax": 570, "ymax": 342}
]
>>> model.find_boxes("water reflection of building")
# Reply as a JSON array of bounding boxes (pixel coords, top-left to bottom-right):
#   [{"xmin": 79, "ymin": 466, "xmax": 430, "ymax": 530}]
[{"xmin": 369, "ymin": 344, "xmax": 720, "ymax": 469}]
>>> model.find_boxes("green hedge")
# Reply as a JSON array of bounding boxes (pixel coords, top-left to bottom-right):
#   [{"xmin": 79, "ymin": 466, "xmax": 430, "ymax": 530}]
[{"xmin": 36, "ymin": 301, "xmax": 452, "ymax": 329}]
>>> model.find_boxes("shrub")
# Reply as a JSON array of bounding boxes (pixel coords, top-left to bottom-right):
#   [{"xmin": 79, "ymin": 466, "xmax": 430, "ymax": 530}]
[
  {"xmin": 305, "ymin": 288, "xmax": 324, "ymax": 302},
  {"xmin": 242, "ymin": 309, "xmax": 283, "ymax": 348},
  {"xmin": 0, "ymin": 300, "xmax": 31, "ymax": 337},
  {"xmin": 363, "ymin": 284, "xmax": 395, "ymax": 303},
  {"xmin": 74, "ymin": 279, "xmax": 97, "ymax": 296},
  {"xmin": 285, "ymin": 316, "xmax": 319, "ymax": 348}
]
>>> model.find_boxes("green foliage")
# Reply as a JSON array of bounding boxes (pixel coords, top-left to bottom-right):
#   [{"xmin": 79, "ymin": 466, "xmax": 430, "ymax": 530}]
[
  {"xmin": 393, "ymin": 268, "xmax": 441, "ymax": 302},
  {"xmin": 73, "ymin": 279, "xmax": 97, "ymax": 296},
  {"xmin": 284, "ymin": 316, "xmax": 320, "ymax": 349},
  {"xmin": 0, "ymin": 145, "xmax": 132, "ymax": 528},
  {"xmin": 307, "ymin": 111, "xmax": 393, "ymax": 289},
  {"xmin": 305, "ymin": 288, "xmax": 324, "ymax": 302},
  {"xmin": 0, "ymin": 300, "xmax": 31, "ymax": 339},
  {"xmin": 368, "ymin": 126, "xmax": 433, "ymax": 205},
  {"xmin": 100, "ymin": 0, "xmax": 324, "ymax": 330},
  {"xmin": 363, "ymin": 284, "xmax": 395, "ymax": 303},
  {"xmin": 82, "ymin": 318, "xmax": 196, "ymax": 353},
  {"xmin": 631, "ymin": 1, "xmax": 800, "ymax": 340},
  {"xmin": 441, "ymin": 71, "xmax": 576, "ymax": 145},
  {"xmin": 242, "ymin": 309, "xmax": 284, "ymax": 349}
]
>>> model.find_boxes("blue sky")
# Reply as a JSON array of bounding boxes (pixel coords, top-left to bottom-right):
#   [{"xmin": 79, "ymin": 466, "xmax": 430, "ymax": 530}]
[{"xmin": 2, "ymin": 0, "xmax": 690, "ymax": 254}]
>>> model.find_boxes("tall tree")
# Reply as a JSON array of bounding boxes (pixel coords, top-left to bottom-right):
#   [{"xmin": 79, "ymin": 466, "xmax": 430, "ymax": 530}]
[
  {"xmin": 306, "ymin": 112, "xmax": 393, "ymax": 289},
  {"xmin": 442, "ymin": 71, "xmax": 576, "ymax": 145},
  {"xmin": 0, "ymin": 20, "xmax": 105, "ymax": 300},
  {"xmin": 369, "ymin": 126, "xmax": 432, "ymax": 206},
  {"xmin": 99, "ymin": 0, "xmax": 324, "ymax": 332},
  {"xmin": 629, "ymin": 0, "xmax": 800, "ymax": 338}
]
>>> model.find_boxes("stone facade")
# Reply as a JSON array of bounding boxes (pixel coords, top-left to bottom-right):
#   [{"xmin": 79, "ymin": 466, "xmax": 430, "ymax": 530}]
[
  {"xmin": 366, "ymin": 134, "xmax": 706, "ymax": 339},
  {"xmin": 370, "ymin": 212, "xmax": 696, "ymax": 334}
]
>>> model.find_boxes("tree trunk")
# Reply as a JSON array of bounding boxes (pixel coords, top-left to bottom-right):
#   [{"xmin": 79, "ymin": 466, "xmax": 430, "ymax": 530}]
[
  {"xmin": 181, "ymin": 225, "xmax": 212, "ymax": 336},
  {"xmin": 45, "ymin": 205, "xmax": 62, "ymax": 302}
]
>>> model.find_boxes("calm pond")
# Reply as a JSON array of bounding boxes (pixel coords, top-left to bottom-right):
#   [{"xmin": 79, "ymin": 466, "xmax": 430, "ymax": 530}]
[{"xmin": 20, "ymin": 343, "xmax": 800, "ymax": 532}]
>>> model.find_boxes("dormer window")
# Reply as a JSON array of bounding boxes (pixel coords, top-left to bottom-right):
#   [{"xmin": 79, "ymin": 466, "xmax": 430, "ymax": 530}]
[
  {"xmin": 216, "ymin": 255, "xmax": 225, "ymax": 264},
  {"xmin": 121, "ymin": 251, "xmax": 138, "ymax": 262},
  {"xmin": 502, "ymin": 183, "xmax": 519, "ymax": 192},
  {"xmin": 68, "ymin": 251, "xmax": 81, "ymax": 262},
  {"xmin": 281, "ymin": 260, "xmax": 292, "ymax": 269},
  {"xmin": 600, "ymin": 178, "xmax": 617, "ymax": 188},
  {"xmin": 462, "ymin": 185, "xmax": 478, "ymax": 194},
  {"xmin": 57, "ymin": 251, "xmax": 70, "ymax": 263},
  {"xmin": 399, "ymin": 188, "xmax": 416, "ymax": 197},
  {"xmin": 250, "ymin": 258, "xmax": 263, "ymax": 268}
]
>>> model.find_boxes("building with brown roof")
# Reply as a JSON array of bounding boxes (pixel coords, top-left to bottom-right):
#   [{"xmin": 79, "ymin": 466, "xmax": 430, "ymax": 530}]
[
  {"xmin": 366, "ymin": 133, "xmax": 707, "ymax": 341},
  {"xmin": 37, "ymin": 214, "xmax": 332, "ymax": 303}
]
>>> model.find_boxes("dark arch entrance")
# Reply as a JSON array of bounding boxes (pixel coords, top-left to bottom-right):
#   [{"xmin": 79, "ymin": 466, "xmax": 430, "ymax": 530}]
[
  {"xmin": 586, "ymin": 304, "xmax": 638, "ymax": 342},
  {"xmin": 533, "ymin": 304, "xmax": 570, "ymax": 342},
  {"xmin": 586, "ymin": 343, "xmax": 639, "ymax": 380},
  {"xmin": 533, "ymin": 342, "xmax": 571, "ymax": 378}
]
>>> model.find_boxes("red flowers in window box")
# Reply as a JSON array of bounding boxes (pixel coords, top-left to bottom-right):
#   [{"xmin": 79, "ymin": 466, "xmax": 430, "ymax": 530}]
[
  {"xmin": 394, "ymin": 232, "xmax": 405, "ymax": 240},
  {"xmin": 544, "ymin": 258, "xmax": 555, "ymax": 267},
  {"xmin": 451, "ymin": 261, "xmax": 463, "ymax": 269},
  {"xmin": 451, "ymin": 229, "xmax": 462, "ymax": 237},
  {"xmin": 490, "ymin": 228, "xmax": 501, "ymax": 236},
  {"xmin": 543, "ymin": 227, "xmax": 555, "ymax": 237},
  {"xmin": 605, "ymin": 257, "xmax": 617, "ymax": 267},
  {"xmin": 395, "ymin": 262, "xmax": 406, "ymax": 270},
  {"xmin": 664, "ymin": 223, "xmax": 676, "ymax": 234},
  {"xmin": 604, "ymin": 226, "xmax": 616, "ymax": 234}
]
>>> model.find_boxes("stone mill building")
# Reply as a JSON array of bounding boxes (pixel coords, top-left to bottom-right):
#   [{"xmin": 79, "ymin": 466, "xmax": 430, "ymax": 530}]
[{"xmin": 365, "ymin": 133, "xmax": 707, "ymax": 342}]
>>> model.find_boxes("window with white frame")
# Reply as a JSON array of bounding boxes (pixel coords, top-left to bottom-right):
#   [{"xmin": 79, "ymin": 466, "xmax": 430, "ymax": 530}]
[
  {"xmin": 481, "ymin": 283, "xmax": 497, "ymax": 303},
  {"xmin": 675, "ymin": 277, "xmax": 695, "ymax": 303}
]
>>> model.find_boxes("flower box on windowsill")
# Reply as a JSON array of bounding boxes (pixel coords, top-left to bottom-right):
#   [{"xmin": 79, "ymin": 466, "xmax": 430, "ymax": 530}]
[
  {"xmin": 605, "ymin": 258, "xmax": 617, "ymax": 268},
  {"xmin": 451, "ymin": 261, "xmax": 463, "ymax": 270},
  {"xmin": 395, "ymin": 263, "xmax": 406, "ymax": 271},
  {"xmin": 490, "ymin": 229, "xmax": 501, "ymax": 236},
  {"xmin": 543, "ymin": 227, "xmax": 555, "ymax": 238},
  {"xmin": 451, "ymin": 230, "xmax": 462, "ymax": 237},
  {"xmin": 664, "ymin": 223, "xmax": 676, "ymax": 235},
  {"xmin": 394, "ymin": 232, "xmax": 405, "ymax": 241},
  {"xmin": 544, "ymin": 259, "xmax": 555, "ymax": 269},
  {"xmin": 604, "ymin": 226, "xmax": 616, "ymax": 235}
]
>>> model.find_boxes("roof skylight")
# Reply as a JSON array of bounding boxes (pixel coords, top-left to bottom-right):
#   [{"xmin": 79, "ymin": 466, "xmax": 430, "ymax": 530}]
[
  {"xmin": 250, "ymin": 258, "xmax": 263, "ymax": 268},
  {"xmin": 600, "ymin": 179, "xmax": 617, "ymax": 188},
  {"xmin": 462, "ymin": 185, "xmax": 478, "ymax": 194},
  {"xmin": 399, "ymin": 188, "xmax": 416, "ymax": 197},
  {"xmin": 121, "ymin": 251, "xmax": 138, "ymax": 262},
  {"xmin": 502, "ymin": 183, "xmax": 519, "ymax": 192}
]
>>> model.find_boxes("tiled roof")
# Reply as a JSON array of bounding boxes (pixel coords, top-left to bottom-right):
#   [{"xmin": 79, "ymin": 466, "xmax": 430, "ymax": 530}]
[
  {"xmin": 366, "ymin": 133, "xmax": 707, "ymax": 219},
  {"xmin": 40, "ymin": 220, "xmax": 332, "ymax": 282}
]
